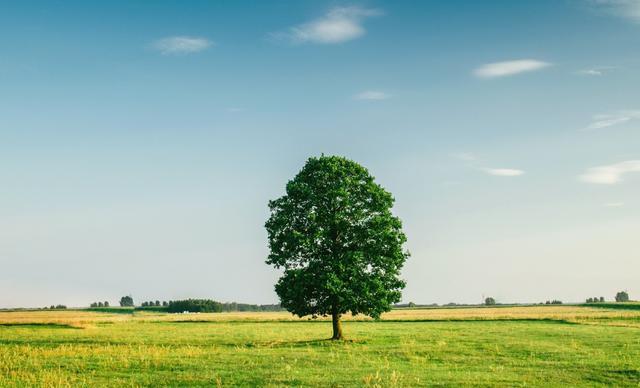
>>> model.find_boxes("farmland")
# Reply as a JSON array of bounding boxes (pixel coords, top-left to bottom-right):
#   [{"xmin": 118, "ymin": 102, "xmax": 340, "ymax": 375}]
[{"xmin": 1, "ymin": 305, "xmax": 640, "ymax": 386}]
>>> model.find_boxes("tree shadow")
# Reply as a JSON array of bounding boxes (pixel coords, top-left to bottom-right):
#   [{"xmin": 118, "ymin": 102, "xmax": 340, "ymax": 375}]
[{"xmin": 263, "ymin": 337, "xmax": 364, "ymax": 348}]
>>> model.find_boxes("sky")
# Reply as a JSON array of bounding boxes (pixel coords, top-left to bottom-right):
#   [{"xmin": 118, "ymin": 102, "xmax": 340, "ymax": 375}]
[{"xmin": 1, "ymin": 0, "xmax": 639, "ymax": 308}]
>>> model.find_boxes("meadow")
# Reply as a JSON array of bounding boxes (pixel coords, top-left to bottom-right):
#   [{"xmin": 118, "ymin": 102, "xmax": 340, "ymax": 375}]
[{"xmin": 1, "ymin": 305, "xmax": 640, "ymax": 387}]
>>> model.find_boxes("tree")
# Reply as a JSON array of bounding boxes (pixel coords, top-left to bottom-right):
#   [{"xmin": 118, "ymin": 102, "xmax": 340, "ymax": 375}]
[
  {"xmin": 167, "ymin": 299, "xmax": 222, "ymax": 313},
  {"xmin": 98, "ymin": 302, "xmax": 104, "ymax": 307},
  {"xmin": 104, "ymin": 301, "xmax": 109, "ymax": 307},
  {"xmin": 599, "ymin": 296, "xmax": 604, "ymax": 303},
  {"xmin": 586, "ymin": 298, "xmax": 593, "ymax": 303},
  {"xmin": 119, "ymin": 295, "xmax": 134, "ymax": 307},
  {"xmin": 90, "ymin": 302, "xmax": 98, "ymax": 308},
  {"xmin": 266, "ymin": 155, "xmax": 409, "ymax": 340},
  {"xmin": 615, "ymin": 291, "xmax": 630, "ymax": 302},
  {"xmin": 485, "ymin": 297, "xmax": 496, "ymax": 306}
]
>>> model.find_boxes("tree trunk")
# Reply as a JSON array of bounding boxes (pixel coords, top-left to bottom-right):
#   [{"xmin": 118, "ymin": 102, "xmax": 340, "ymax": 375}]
[{"xmin": 331, "ymin": 311, "xmax": 343, "ymax": 340}]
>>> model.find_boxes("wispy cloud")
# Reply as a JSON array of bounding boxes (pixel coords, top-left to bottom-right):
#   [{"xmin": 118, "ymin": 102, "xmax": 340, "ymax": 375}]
[
  {"xmin": 271, "ymin": 6, "xmax": 382, "ymax": 44},
  {"xmin": 474, "ymin": 59, "xmax": 551, "ymax": 78},
  {"xmin": 589, "ymin": 0, "xmax": 640, "ymax": 22},
  {"xmin": 576, "ymin": 66, "xmax": 616, "ymax": 76},
  {"xmin": 583, "ymin": 110, "xmax": 640, "ymax": 130},
  {"xmin": 353, "ymin": 90, "xmax": 390, "ymax": 100},
  {"xmin": 482, "ymin": 168, "xmax": 525, "ymax": 177},
  {"xmin": 580, "ymin": 160, "xmax": 640, "ymax": 184},
  {"xmin": 579, "ymin": 69, "xmax": 604, "ymax": 76},
  {"xmin": 151, "ymin": 36, "xmax": 212, "ymax": 55}
]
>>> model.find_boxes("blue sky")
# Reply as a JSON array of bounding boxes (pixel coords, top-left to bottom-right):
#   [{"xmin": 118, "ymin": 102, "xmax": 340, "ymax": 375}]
[{"xmin": 1, "ymin": 0, "xmax": 639, "ymax": 307}]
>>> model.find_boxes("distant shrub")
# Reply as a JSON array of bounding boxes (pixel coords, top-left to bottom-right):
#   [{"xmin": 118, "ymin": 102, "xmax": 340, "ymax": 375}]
[
  {"xmin": 615, "ymin": 291, "xmax": 629, "ymax": 302},
  {"xmin": 484, "ymin": 297, "xmax": 496, "ymax": 306},
  {"xmin": 119, "ymin": 295, "xmax": 134, "ymax": 307},
  {"xmin": 407, "ymin": 302, "xmax": 416, "ymax": 308},
  {"xmin": 167, "ymin": 299, "xmax": 223, "ymax": 313}
]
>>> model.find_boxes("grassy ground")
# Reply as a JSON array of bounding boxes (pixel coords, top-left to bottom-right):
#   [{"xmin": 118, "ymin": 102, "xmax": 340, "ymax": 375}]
[{"xmin": 1, "ymin": 306, "xmax": 639, "ymax": 386}]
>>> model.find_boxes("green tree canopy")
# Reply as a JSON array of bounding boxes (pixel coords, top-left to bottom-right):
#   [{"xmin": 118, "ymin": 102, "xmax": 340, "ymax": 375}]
[
  {"xmin": 266, "ymin": 155, "xmax": 409, "ymax": 339},
  {"xmin": 119, "ymin": 295, "xmax": 134, "ymax": 307},
  {"xmin": 615, "ymin": 291, "xmax": 630, "ymax": 302}
]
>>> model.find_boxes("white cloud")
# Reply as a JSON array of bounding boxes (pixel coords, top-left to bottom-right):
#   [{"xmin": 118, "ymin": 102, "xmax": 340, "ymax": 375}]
[
  {"xmin": 353, "ymin": 90, "xmax": 390, "ymax": 100},
  {"xmin": 578, "ymin": 69, "xmax": 605, "ymax": 76},
  {"xmin": 604, "ymin": 202, "xmax": 625, "ymax": 207},
  {"xmin": 474, "ymin": 59, "xmax": 551, "ymax": 78},
  {"xmin": 152, "ymin": 36, "xmax": 212, "ymax": 55},
  {"xmin": 580, "ymin": 160, "xmax": 640, "ymax": 184},
  {"xmin": 482, "ymin": 168, "xmax": 525, "ymax": 177},
  {"xmin": 583, "ymin": 110, "xmax": 640, "ymax": 130},
  {"xmin": 576, "ymin": 66, "xmax": 616, "ymax": 76},
  {"xmin": 589, "ymin": 0, "xmax": 640, "ymax": 22},
  {"xmin": 272, "ymin": 6, "xmax": 382, "ymax": 44}
]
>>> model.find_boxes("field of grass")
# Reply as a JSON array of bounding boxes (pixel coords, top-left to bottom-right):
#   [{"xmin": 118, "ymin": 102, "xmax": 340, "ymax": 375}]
[{"xmin": 1, "ymin": 305, "xmax": 640, "ymax": 386}]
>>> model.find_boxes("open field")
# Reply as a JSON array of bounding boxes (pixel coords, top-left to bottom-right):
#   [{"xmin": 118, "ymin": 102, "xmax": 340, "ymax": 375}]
[{"xmin": 1, "ymin": 305, "xmax": 640, "ymax": 386}]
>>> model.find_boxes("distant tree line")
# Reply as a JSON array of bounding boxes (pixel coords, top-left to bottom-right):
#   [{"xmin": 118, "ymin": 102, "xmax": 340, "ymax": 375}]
[
  {"xmin": 140, "ymin": 301, "xmax": 168, "ymax": 307},
  {"xmin": 110, "ymin": 296, "xmax": 283, "ymax": 313},
  {"xmin": 89, "ymin": 301, "xmax": 110, "ymax": 308},
  {"xmin": 44, "ymin": 305, "xmax": 67, "ymax": 309},
  {"xmin": 585, "ymin": 291, "xmax": 631, "ymax": 304},
  {"xmin": 166, "ymin": 299, "xmax": 222, "ymax": 313},
  {"xmin": 164, "ymin": 299, "xmax": 283, "ymax": 313}
]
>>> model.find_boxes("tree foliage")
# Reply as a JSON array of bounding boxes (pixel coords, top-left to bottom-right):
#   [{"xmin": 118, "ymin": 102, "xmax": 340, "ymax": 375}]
[
  {"xmin": 266, "ymin": 155, "xmax": 409, "ymax": 339},
  {"xmin": 615, "ymin": 291, "xmax": 630, "ymax": 302},
  {"xmin": 484, "ymin": 297, "xmax": 496, "ymax": 306},
  {"xmin": 119, "ymin": 295, "xmax": 134, "ymax": 307},
  {"xmin": 167, "ymin": 299, "xmax": 222, "ymax": 313}
]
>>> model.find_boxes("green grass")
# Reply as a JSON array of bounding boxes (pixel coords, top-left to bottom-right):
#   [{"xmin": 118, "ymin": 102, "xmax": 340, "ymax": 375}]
[
  {"xmin": 580, "ymin": 302, "xmax": 640, "ymax": 311},
  {"xmin": 1, "ymin": 308, "xmax": 640, "ymax": 386},
  {"xmin": 81, "ymin": 307, "xmax": 135, "ymax": 314}
]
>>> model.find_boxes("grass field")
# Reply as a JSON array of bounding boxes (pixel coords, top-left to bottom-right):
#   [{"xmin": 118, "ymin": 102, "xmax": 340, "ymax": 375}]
[{"xmin": 1, "ymin": 305, "xmax": 640, "ymax": 387}]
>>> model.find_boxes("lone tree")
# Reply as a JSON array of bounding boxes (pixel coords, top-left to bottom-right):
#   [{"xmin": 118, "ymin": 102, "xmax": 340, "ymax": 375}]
[
  {"xmin": 119, "ymin": 295, "xmax": 134, "ymax": 307},
  {"xmin": 266, "ymin": 155, "xmax": 409, "ymax": 340},
  {"xmin": 484, "ymin": 297, "xmax": 496, "ymax": 306},
  {"xmin": 615, "ymin": 291, "xmax": 630, "ymax": 302}
]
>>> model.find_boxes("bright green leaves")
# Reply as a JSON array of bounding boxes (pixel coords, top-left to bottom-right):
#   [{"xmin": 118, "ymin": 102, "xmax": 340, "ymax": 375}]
[{"xmin": 266, "ymin": 155, "xmax": 409, "ymax": 319}]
